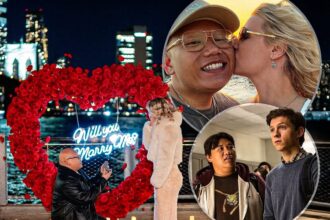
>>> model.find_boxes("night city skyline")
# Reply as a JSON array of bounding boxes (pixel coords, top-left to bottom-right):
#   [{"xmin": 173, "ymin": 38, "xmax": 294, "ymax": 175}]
[{"xmin": 7, "ymin": 0, "xmax": 330, "ymax": 69}]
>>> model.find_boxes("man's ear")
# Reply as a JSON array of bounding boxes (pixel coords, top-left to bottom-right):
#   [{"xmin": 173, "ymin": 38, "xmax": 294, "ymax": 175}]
[
  {"xmin": 270, "ymin": 43, "xmax": 287, "ymax": 60},
  {"xmin": 296, "ymin": 126, "xmax": 305, "ymax": 139},
  {"xmin": 164, "ymin": 53, "xmax": 175, "ymax": 75},
  {"xmin": 206, "ymin": 154, "xmax": 213, "ymax": 163},
  {"xmin": 231, "ymin": 36, "xmax": 238, "ymax": 50}
]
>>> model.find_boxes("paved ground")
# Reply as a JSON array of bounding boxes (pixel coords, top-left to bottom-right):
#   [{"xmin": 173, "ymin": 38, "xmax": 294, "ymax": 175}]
[
  {"xmin": 0, "ymin": 203, "xmax": 209, "ymax": 220},
  {"xmin": 0, "ymin": 204, "xmax": 329, "ymax": 220}
]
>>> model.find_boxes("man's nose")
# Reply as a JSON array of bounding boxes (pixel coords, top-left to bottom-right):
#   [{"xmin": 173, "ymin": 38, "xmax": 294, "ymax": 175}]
[
  {"xmin": 202, "ymin": 39, "xmax": 222, "ymax": 56},
  {"xmin": 274, "ymin": 129, "xmax": 280, "ymax": 137},
  {"xmin": 223, "ymin": 146, "xmax": 232, "ymax": 155}
]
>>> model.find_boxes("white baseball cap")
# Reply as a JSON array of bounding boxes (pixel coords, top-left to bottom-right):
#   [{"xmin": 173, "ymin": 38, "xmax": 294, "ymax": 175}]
[
  {"xmin": 168, "ymin": 0, "xmax": 240, "ymax": 38},
  {"xmin": 162, "ymin": 0, "xmax": 240, "ymax": 79}
]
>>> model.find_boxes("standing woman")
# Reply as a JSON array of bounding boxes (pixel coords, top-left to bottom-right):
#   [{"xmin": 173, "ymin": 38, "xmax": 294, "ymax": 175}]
[
  {"xmin": 142, "ymin": 98, "xmax": 183, "ymax": 220},
  {"xmin": 235, "ymin": 1, "xmax": 321, "ymax": 113}
]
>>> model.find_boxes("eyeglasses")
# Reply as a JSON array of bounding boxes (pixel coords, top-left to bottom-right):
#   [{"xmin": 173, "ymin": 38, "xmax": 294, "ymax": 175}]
[
  {"xmin": 66, "ymin": 155, "xmax": 81, "ymax": 161},
  {"xmin": 238, "ymin": 27, "xmax": 276, "ymax": 41},
  {"xmin": 167, "ymin": 29, "xmax": 234, "ymax": 52}
]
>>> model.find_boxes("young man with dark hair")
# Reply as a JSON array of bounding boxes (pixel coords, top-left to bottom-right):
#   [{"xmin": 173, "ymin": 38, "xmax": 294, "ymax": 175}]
[
  {"xmin": 264, "ymin": 108, "xmax": 318, "ymax": 220},
  {"xmin": 194, "ymin": 132, "xmax": 264, "ymax": 220}
]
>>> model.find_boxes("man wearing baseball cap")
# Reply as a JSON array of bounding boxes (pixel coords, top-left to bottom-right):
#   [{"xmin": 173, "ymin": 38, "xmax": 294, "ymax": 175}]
[{"xmin": 163, "ymin": 0, "xmax": 239, "ymax": 132}]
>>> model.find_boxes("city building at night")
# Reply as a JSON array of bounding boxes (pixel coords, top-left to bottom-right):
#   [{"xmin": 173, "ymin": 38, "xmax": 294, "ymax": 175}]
[
  {"xmin": 0, "ymin": 0, "xmax": 7, "ymax": 75},
  {"xmin": 0, "ymin": 85, "xmax": 4, "ymax": 118},
  {"xmin": 4, "ymin": 42, "xmax": 38, "ymax": 80},
  {"xmin": 116, "ymin": 25, "xmax": 153, "ymax": 69},
  {"xmin": 305, "ymin": 60, "xmax": 330, "ymax": 120},
  {"xmin": 25, "ymin": 9, "xmax": 48, "ymax": 67}
]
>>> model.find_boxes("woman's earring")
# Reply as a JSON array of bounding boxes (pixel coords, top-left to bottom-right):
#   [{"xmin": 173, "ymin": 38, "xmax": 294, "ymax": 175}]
[{"xmin": 271, "ymin": 60, "xmax": 277, "ymax": 69}]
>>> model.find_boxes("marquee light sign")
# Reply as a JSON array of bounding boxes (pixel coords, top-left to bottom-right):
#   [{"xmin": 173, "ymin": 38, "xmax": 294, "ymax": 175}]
[{"xmin": 72, "ymin": 123, "xmax": 138, "ymax": 160}]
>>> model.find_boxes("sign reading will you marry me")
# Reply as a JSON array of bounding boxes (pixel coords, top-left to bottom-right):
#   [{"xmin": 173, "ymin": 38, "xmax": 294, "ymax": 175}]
[{"xmin": 72, "ymin": 123, "xmax": 138, "ymax": 160}]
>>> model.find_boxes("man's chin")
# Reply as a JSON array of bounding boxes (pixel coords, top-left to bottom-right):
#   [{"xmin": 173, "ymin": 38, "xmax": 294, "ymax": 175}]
[
  {"xmin": 199, "ymin": 83, "xmax": 226, "ymax": 93},
  {"xmin": 224, "ymin": 159, "xmax": 235, "ymax": 167},
  {"xmin": 274, "ymin": 144, "xmax": 285, "ymax": 152}
]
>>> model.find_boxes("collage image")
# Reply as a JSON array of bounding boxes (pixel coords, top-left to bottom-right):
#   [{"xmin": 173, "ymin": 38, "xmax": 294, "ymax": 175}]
[
  {"xmin": 161, "ymin": 0, "xmax": 324, "ymax": 219},
  {"xmin": 0, "ymin": 0, "xmax": 329, "ymax": 220}
]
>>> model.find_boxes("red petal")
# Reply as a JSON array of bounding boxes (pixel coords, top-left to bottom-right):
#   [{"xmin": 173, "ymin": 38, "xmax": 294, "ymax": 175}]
[
  {"xmin": 24, "ymin": 193, "xmax": 31, "ymax": 200},
  {"xmin": 136, "ymin": 109, "xmax": 147, "ymax": 114},
  {"xmin": 64, "ymin": 53, "xmax": 73, "ymax": 59},
  {"xmin": 0, "ymin": 136, "xmax": 4, "ymax": 143},
  {"xmin": 45, "ymin": 136, "xmax": 51, "ymax": 143},
  {"xmin": 2, "ymin": 156, "xmax": 6, "ymax": 161},
  {"xmin": 27, "ymin": 65, "xmax": 33, "ymax": 72},
  {"xmin": 118, "ymin": 55, "xmax": 125, "ymax": 62},
  {"xmin": 121, "ymin": 163, "xmax": 127, "ymax": 170}
]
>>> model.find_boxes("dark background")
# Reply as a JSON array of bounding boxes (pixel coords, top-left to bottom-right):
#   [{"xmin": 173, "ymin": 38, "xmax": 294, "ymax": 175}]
[{"xmin": 7, "ymin": 0, "xmax": 330, "ymax": 69}]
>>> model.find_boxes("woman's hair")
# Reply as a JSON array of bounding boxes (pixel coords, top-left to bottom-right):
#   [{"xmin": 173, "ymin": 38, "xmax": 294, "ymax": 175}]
[
  {"xmin": 147, "ymin": 98, "xmax": 177, "ymax": 121},
  {"xmin": 253, "ymin": 1, "xmax": 321, "ymax": 99}
]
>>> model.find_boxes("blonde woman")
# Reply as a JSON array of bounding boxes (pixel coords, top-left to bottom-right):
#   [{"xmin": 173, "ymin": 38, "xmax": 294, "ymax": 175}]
[
  {"xmin": 235, "ymin": 1, "xmax": 321, "ymax": 113},
  {"xmin": 142, "ymin": 98, "xmax": 183, "ymax": 220}
]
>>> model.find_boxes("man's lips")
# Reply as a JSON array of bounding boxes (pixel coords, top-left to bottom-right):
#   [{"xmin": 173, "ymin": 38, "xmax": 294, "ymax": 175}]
[
  {"xmin": 224, "ymin": 155, "xmax": 234, "ymax": 161},
  {"xmin": 274, "ymin": 140, "xmax": 282, "ymax": 144},
  {"xmin": 201, "ymin": 61, "xmax": 226, "ymax": 72}
]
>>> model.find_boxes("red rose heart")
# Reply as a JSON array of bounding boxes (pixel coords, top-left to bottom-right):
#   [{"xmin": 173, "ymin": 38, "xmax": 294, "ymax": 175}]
[{"xmin": 7, "ymin": 63, "xmax": 168, "ymax": 218}]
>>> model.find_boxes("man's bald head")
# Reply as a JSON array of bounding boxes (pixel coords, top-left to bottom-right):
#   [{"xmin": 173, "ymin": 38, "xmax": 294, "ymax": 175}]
[{"xmin": 59, "ymin": 148, "xmax": 82, "ymax": 172}]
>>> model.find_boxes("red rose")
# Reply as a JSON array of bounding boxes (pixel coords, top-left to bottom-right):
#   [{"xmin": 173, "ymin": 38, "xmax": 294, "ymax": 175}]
[
  {"xmin": 24, "ymin": 193, "xmax": 31, "ymax": 200},
  {"xmin": 26, "ymin": 65, "xmax": 33, "ymax": 72},
  {"xmin": 45, "ymin": 136, "xmax": 51, "ymax": 143},
  {"xmin": 99, "ymin": 194, "xmax": 109, "ymax": 203},
  {"xmin": 64, "ymin": 53, "xmax": 72, "ymax": 59},
  {"xmin": 118, "ymin": 55, "xmax": 125, "ymax": 62}
]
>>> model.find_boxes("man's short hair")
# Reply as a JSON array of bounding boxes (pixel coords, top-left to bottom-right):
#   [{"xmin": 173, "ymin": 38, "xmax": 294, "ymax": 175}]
[
  {"xmin": 266, "ymin": 108, "xmax": 305, "ymax": 146},
  {"xmin": 204, "ymin": 132, "xmax": 235, "ymax": 156}
]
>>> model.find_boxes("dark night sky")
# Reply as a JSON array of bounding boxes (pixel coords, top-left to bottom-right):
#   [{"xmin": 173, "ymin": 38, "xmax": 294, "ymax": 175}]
[{"xmin": 7, "ymin": 0, "xmax": 330, "ymax": 69}]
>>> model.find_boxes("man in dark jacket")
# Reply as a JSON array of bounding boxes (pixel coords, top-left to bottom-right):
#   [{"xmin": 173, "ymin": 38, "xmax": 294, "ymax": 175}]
[{"xmin": 52, "ymin": 148, "xmax": 111, "ymax": 220}]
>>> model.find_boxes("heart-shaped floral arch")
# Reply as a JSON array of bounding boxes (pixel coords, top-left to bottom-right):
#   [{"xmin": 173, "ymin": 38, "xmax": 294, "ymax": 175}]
[{"xmin": 7, "ymin": 63, "xmax": 168, "ymax": 219}]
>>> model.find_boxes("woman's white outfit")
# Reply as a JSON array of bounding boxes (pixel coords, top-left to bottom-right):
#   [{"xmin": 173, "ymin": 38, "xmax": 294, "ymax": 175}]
[{"xmin": 143, "ymin": 111, "xmax": 183, "ymax": 220}]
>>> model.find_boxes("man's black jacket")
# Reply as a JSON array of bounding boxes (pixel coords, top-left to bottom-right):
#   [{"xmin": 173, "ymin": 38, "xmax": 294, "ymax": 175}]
[{"xmin": 51, "ymin": 165, "xmax": 107, "ymax": 220}]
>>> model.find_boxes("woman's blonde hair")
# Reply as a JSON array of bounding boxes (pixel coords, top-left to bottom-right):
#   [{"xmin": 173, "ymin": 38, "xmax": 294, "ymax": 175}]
[
  {"xmin": 147, "ymin": 98, "xmax": 177, "ymax": 121},
  {"xmin": 253, "ymin": 1, "xmax": 321, "ymax": 99}
]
